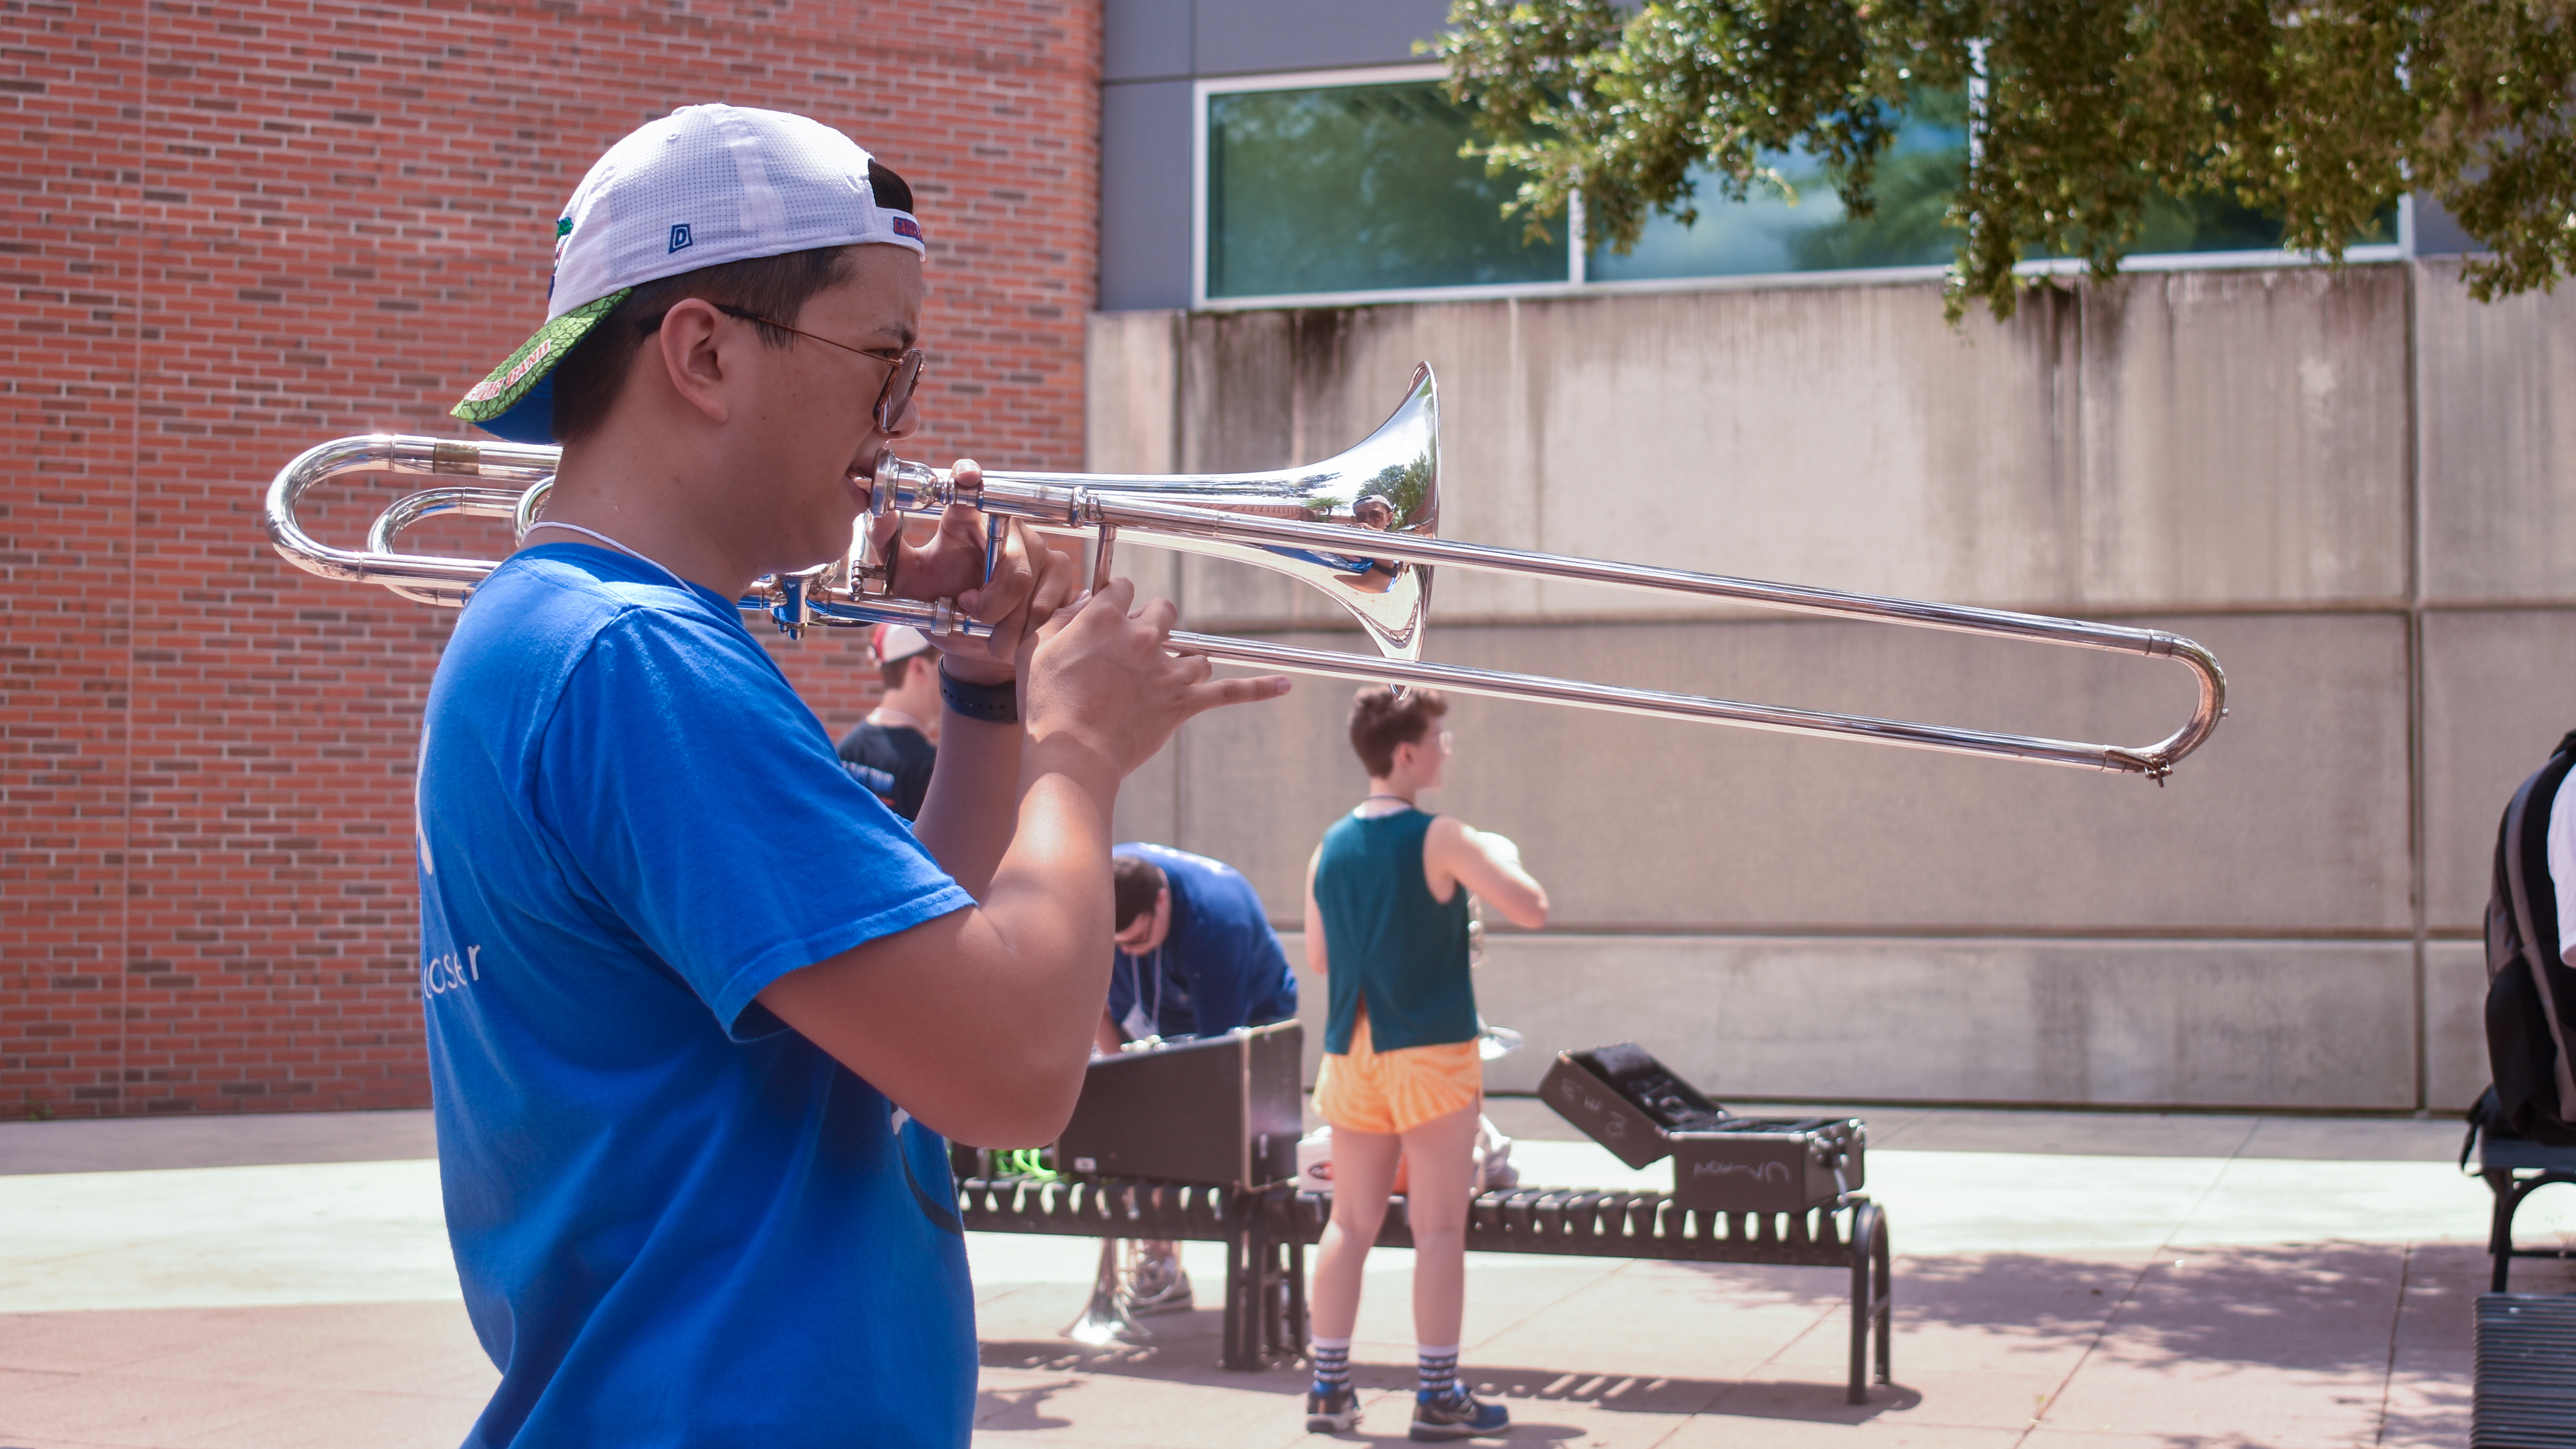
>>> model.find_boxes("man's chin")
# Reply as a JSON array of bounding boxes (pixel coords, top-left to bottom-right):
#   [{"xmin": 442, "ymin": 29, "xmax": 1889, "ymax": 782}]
[
  {"xmin": 756, "ymin": 532, "xmax": 852, "ymax": 589},
  {"xmin": 802, "ymin": 495, "xmax": 868, "ymax": 572}
]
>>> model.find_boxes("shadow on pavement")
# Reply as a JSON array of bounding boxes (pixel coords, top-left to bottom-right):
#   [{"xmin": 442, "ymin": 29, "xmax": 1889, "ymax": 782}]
[
  {"xmin": 980, "ymin": 1239, "xmax": 2513, "ymax": 1441},
  {"xmin": 1308, "ymin": 1424, "xmax": 1588, "ymax": 1446},
  {"xmin": 975, "ymin": 1375, "xmax": 1082, "ymax": 1431},
  {"xmin": 981, "ymin": 1333, "xmax": 1922, "ymax": 1424},
  {"xmin": 1896, "ymin": 1242, "xmax": 2471, "ymax": 1371}
]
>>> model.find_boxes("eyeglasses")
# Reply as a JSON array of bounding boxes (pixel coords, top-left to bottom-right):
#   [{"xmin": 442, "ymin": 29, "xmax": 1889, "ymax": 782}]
[{"xmin": 697, "ymin": 303, "xmax": 927, "ymax": 430}]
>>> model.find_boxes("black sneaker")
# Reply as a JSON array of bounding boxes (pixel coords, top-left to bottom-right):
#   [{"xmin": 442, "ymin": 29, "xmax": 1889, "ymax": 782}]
[
  {"xmin": 1410, "ymin": 1387, "xmax": 1508, "ymax": 1440},
  {"xmin": 1305, "ymin": 1383, "xmax": 1361, "ymax": 1432}
]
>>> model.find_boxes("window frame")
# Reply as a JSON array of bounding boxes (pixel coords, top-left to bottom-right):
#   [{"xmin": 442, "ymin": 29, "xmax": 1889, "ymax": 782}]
[{"xmin": 1190, "ymin": 66, "xmax": 2408, "ymax": 312}]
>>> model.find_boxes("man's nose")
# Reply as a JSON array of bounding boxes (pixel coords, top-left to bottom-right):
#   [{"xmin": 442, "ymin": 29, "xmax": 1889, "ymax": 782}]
[{"xmin": 882, "ymin": 393, "xmax": 922, "ymax": 441}]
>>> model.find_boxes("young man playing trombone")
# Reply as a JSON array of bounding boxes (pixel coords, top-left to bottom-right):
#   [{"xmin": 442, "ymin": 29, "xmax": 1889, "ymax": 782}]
[{"xmin": 421, "ymin": 104, "xmax": 1287, "ymax": 1446}]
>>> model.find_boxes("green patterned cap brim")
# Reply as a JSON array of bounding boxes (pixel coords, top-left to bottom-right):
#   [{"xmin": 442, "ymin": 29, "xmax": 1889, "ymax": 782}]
[{"xmin": 450, "ymin": 289, "xmax": 630, "ymax": 425}]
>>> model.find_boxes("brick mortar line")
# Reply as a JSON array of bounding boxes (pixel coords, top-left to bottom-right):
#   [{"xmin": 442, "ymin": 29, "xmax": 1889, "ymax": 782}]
[{"xmin": 113, "ymin": 0, "xmax": 156, "ymax": 1117}]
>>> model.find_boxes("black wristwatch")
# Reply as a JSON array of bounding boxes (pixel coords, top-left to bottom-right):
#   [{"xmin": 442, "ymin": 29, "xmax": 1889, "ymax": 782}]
[{"xmin": 938, "ymin": 664, "xmax": 1019, "ymax": 725}]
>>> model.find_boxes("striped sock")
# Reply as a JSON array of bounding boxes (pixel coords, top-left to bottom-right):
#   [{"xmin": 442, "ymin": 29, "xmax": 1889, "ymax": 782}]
[
  {"xmin": 1310, "ymin": 1337, "xmax": 1352, "ymax": 1396},
  {"xmin": 1416, "ymin": 1344, "xmax": 1461, "ymax": 1401}
]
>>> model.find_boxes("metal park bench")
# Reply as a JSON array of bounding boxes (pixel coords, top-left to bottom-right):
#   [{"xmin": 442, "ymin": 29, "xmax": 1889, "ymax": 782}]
[
  {"xmin": 2467, "ymin": 1118, "xmax": 2576, "ymax": 1443},
  {"xmin": 2475, "ymin": 1125, "xmax": 2576, "ymax": 1292},
  {"xmin": 955, "ymin": 1172, "xmax": 1894, "ymax": 1405}
]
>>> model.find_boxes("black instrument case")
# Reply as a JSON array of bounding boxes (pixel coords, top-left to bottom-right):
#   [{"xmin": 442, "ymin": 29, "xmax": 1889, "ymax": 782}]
[{"xmin": 1539, "ymin": 1042, "xmax": 1865, "ymax": 1213}]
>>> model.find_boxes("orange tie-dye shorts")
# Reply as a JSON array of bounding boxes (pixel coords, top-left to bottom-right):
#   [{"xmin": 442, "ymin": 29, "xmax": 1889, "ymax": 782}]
[{"xmin": 1311, "ymin": 1009, "xmax": 1483, "ymax": 1136}]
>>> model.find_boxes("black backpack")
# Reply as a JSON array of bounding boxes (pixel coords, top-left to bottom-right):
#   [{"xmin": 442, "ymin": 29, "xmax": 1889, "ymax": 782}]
[{"xmin": 2475, "ymin": 727, "xmax": 2576, "ymax": 1148}]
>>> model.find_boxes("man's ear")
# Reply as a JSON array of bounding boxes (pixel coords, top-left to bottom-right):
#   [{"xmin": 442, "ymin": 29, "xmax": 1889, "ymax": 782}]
[{"xmin": 651, "ymin": 297, "xmax": 734, "ymax": 425}]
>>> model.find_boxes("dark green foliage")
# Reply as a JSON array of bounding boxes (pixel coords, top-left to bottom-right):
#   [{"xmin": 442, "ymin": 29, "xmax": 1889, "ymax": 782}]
[{"xmin": 1436, "ymin": 0, "xmax": 2576, "ymax": 317}]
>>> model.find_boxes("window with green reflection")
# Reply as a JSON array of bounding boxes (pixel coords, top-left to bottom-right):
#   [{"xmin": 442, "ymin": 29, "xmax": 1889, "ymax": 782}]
[
  {"xmin": 1590, "ymin": 89, "xmax": 2395, "ymax": 283},
  {"xmin": 1206, "ymin": 82, "xmax": 1568, "ymax": 298},
  {"xmin": 1590, "ymin": 96, "xmax": 1973, "ymax": 282}
]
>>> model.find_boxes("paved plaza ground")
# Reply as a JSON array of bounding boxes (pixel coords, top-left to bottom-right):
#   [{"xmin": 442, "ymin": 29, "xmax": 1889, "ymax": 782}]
[{"xmin": 0, "ymin": 1099, "xmax": 2564, "ymax": 1448}]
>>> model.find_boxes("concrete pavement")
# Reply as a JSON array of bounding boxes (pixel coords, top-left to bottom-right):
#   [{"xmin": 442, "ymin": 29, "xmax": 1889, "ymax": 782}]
[{"xmin": 0, "ymin": 1102, "xmax": 2562, "ymax": 1447}]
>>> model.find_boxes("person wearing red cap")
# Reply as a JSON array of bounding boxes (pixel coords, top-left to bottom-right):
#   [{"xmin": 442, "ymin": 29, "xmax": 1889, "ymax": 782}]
[{"xmin": 839, "ymin": 622, "xmax": 942, "ymax": 821}]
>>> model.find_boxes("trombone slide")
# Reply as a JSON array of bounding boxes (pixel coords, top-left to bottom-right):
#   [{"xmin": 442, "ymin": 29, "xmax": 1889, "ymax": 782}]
[{"xmin": 262, "ymin": 364, "xmax": 2225, "ymax": 779}]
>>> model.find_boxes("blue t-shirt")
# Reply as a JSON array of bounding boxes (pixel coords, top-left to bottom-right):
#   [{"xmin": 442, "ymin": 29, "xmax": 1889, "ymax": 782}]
[
  {"xmin": 1105, "ymin": 843, "xmax": 1297, "ymax": 1040},
  {"xmin": 415, "ymin": 544, "xmax": 980, "ymax": 1448}
]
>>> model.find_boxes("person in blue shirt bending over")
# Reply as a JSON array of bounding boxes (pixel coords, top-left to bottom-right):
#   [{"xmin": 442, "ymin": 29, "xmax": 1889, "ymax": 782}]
[
  {"xmin": 421, "ymin": 104, "xmax": 1288, "ymax": 1448},
  {"xmin": 1091, "ymin": 843, "xmax": 1300, "ymax": 1313}
]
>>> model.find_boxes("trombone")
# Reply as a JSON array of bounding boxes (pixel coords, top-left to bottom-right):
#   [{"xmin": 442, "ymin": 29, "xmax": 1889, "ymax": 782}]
[{"xmin": 264, "ymin": 363, "xmax": 2226, "ymax": 779}]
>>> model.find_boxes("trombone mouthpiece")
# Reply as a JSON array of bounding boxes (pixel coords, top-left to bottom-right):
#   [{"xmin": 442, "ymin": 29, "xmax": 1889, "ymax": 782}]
[{"xmin": 869, "ymin": 449, "xmax": 979, "ymax": 516}]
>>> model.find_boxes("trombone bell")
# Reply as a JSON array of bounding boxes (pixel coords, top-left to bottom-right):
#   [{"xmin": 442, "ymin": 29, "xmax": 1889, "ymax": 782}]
[{"xmin": 860, "ymin": 365, "xmax": 1440, "ymax": 663}]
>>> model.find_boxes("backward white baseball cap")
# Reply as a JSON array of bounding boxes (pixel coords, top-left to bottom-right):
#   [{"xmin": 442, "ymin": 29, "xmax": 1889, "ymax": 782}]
[
  {"xmin": 871, "ymin": 623, "xmax": 933, "ymax": 664},
  {"xmin": 452, "ymin": 103, "xmax": 925, "ymax": 444}
]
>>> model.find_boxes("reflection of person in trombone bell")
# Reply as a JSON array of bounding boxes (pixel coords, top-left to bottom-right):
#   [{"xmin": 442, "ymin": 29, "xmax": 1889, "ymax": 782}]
[
  {"xmin": 1257, "ymin": 491, "xmax": 1405, "ymax": 596},
  {"xmin": 1300, "ymin": 685, "xmax": 1549, "ymax": 1439},
  {"xmin": 1332, "ymin": 493, "xmax": 1401, "ymax": 595},
  {"xmin": 1090, "ymin": 844, "xmax": 1300, "ymax": 1317}
]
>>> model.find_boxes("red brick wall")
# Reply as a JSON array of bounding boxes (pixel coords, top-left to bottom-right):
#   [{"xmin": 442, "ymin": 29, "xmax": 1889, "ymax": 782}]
[{"xmin": 1, "ymin": 0, "xmax": 1100, "ymax": 1118}]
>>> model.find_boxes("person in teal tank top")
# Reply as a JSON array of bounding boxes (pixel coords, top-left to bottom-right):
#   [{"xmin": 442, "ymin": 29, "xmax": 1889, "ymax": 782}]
[{"xmin": 1298, "ymin": 686, "xmax": 1552, "ymax": 1441}]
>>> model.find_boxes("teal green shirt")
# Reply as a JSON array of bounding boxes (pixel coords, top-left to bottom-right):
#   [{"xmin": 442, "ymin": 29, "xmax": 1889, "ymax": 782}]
[{"xmin": 1314, "ymin": 807, "xmax": 1477, "ymax": 1054}]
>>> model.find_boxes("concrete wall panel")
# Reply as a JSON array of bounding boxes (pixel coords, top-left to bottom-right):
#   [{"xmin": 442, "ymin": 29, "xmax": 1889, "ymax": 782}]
[
  {"xmin": 1478, "ymin": 287, "xmax": 2080, "ymax": 622},
  {"xmin": 2418, "ymin": 261, "xmax": 2576, "ymax": 604},
  {"xmin": 1085, "ymin": 311, "xmax": 1183, "ymax": 604},
  {"xmin": 2422, "ymin": 609, "xmax": 2576, "ymax": 930},
  {"xmin": 1105, "ymin": 268, "xmax": 2410, "ymax": 637},
  {"xmin": 1088, "ymin": 310, "xmax": 1182, "ymax": 475},
  {"xmin": 1164, "ymin": 611, "xmax": 2406, "ymax": 934},
  {"xmin": 2076, "ymin": 268, "xmax": 2411, "ymax": 608},
  {"xmin": 1161, "ymin": 289, "xmax": 2078, "ymax": 626},
  {"xmin": 1282, "ymin": 934, "xmax": 2416, "ymax": 1110},
  {"xmin": 2426, "ymin": 941, "xmax": 2491, "ymax": 1112}
]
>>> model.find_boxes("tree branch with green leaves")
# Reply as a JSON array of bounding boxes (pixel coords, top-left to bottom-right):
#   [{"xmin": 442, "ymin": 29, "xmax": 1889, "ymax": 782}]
[{"xmin": 1435, "ymin": 0, "xmax": 2576, "ymax": 318}]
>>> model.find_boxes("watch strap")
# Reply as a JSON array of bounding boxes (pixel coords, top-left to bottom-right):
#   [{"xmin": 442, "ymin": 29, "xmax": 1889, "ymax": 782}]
[{"xmin": 938, "ymin": 665, "xmax": 1019, "ymax": 725}]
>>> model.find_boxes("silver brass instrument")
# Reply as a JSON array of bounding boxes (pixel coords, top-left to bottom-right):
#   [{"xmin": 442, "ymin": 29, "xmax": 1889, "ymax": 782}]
[
  {"xmin": 264, "ymin": 363, "xmax": 2226, "ymax": 778},
  {"xmin": 1063, "ymin": 1237, "xmax": 1152, "ymax": 1347}
]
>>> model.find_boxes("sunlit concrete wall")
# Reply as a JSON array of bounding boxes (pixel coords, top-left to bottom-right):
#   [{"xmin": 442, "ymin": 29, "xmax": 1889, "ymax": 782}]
[{"xmin": 1090, "ymin": 260, "xmax": 2576, "ymax": 1112}]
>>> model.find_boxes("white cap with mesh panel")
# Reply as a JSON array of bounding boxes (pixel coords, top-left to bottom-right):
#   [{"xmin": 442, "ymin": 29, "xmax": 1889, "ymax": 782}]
[
  {"xmin": 452, "ymin": 103, "xmax": 925, "ymax": 445},
  {"xmin": 871, "ymin": 624, "xmax": 933, "ymax": 665}
]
